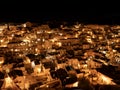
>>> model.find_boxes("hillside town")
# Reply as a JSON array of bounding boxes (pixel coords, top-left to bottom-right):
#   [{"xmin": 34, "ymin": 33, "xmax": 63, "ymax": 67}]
[{"xmin": 0, "ymin": 22, "xmax": 120, "ymax": 90}]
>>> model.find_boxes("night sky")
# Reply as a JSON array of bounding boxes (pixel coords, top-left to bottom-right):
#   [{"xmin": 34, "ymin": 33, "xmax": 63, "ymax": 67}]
[{"xmin": 1, "ymin": 2, "xmax": 120, "ymax": 24}]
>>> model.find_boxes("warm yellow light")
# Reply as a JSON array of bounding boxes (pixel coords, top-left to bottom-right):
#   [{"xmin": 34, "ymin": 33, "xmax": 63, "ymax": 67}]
[
  {"xmin": 4, "ymin": 76, "xmax": 14, "ymax": 88},
  {"xmin": 24, "ymin": 57, "xmax": 31, "ymax": 64},
  {"xmin": 86, "ymin": 38, "xmax": 93, "ymax": 43},
  {"xmin": 75, "ymin": 34, "xmax": 79, "ymax": 38},
  {"xmin": 77, "ymin": 63, "xmax": 80, "ymax": 68},
  {"xmin": 23, "ymin": 24, "xmax": 26, "ymax": 27},
  {"xmin": 64, "ymin": 37, "xmax": 68, "ymax": 39},
  {"xmin": 73, "ymin": 81, "xmax": 79, "ymax": 87},
  {"xmin": 56, "ymin": 42, "xmax": 62, "ymax": 47},
  {"xmin": 23, "ymin": 39, "xmax": 30, "ymax": 43},
  {"xmin": 51, "ymin": 38, "xmax": 57, "ymax": 43},
  {"xmin": 0, "ymin": 61, "xmax": 4, "ymax": 65},
  {"xmin": 11, "ymin": 34, "xmax": 14, "ymax": 37},
  {"xmin": 31, "ymin": 61, "xmax": 35, "ymax": 68},
  {"xmin": 99, "ymin": 36, "xmax": 103, "ymax": 40},
  {"xmin": 15, "ymin": 49, "xmax": 18, "ymax": 52},
  {"xmin": 35, "ymin": 48, "xmax": 38, "ymax": 51},
  {"xmin": 37, "ymin": 38, "xmax": 40, "ymax": 41},
  {"xmin": 83, "ymin": 64, "xmax": 87, "ymax": 68},
  {"xmin": 0, "ymin": 57, "xmax": 4, "ymax": 65},
  {"xmin": 59, "ymin": 33, "xmax": 63, "ymax": 36},
  {"xmin": 47, "ymin": 31, "xmax": 52, "ymax": 33},
  {"xmin": 101, "ymin": 75, "xmax": 112, "ymax": 84},
  {"xmin": 0, "ymin": 39, "xmax": 3, "ymax": 42},
  {"xmin": 92, "ymin": 35, "xmax": 96, "ymax": 38},
  {"xmin": 36, "ymin": 67, "xmax": 41, "ymax": 74},
  {"xmin": 42, "ymin": 38, "xmax": 45, "ymax": 42}
]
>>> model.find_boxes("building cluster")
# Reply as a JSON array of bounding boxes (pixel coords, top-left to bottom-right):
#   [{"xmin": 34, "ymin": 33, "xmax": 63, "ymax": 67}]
[{"xmin": 0, "ymin": 22, "xmax": 120, "ymax": 90}]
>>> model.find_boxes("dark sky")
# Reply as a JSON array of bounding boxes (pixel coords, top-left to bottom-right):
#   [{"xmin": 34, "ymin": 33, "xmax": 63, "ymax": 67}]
[
  {"xmin": 1, "ymin": 2, "xmax": 120, "ymax": 24},
  {"xmin": 1, "ymin": 12, "xmax": 120, "ymax": 25}
]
